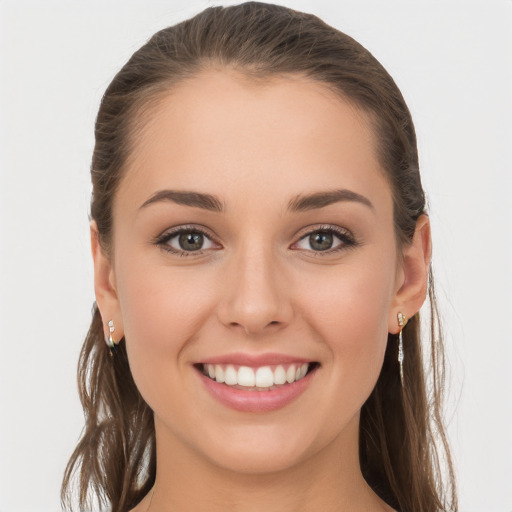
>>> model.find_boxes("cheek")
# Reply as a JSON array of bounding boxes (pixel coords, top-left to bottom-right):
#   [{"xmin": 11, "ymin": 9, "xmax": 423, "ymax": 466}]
[
  {"xmin": 114, "ymin": 257, "xmax": 217, "ymax": 401},
  {"xmin": 296, "ymin": 260, "xmax": 395, "ymax": 391}
]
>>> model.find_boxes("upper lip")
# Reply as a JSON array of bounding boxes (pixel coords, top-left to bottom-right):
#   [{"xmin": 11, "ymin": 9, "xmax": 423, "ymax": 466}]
[{"xmin": 198, "ymin": 352, "xmax": 314, "ymax": 367}]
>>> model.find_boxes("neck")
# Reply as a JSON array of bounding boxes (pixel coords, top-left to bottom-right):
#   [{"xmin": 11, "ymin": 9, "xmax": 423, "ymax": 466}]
[{"xmin": 139, "ymin": 414, "xmax": 393, "ymax": 512}]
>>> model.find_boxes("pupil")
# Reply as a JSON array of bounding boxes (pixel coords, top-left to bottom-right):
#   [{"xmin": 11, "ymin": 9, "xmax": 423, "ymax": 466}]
[
  {"xmin": 179, "ymin": 232, "xmax": 203, "ymax": 251},
  {"xmin": 310, "ymin": 232, "xmax": 333, "ymax": 251}
]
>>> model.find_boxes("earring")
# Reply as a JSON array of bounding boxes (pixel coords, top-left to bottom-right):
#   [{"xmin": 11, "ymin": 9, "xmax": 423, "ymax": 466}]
[
  {"xmin": 105, "ymin": 320, "xmax": 117, "ymax": 356},
  {"xmin": 397, "ymin": 312, "xmax": 408, "ymax": 386}
]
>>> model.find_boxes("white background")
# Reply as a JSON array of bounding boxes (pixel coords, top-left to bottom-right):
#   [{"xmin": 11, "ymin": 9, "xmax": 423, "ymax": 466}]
[{"xmin": 0, "ymin": 1, "xmax": 511, "ymax": 511}]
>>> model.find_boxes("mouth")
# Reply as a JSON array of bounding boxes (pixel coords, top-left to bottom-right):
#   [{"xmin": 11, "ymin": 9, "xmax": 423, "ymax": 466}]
[
  {"xmin": 193, "ymin": 352, "xmax": 321, "ymax": 412},
  {"xmin": 195, "ymin": 362, "xmax": 320, "ymax": 391}
]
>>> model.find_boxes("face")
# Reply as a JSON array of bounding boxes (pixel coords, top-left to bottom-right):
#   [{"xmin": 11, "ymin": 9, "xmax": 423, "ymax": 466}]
[{"xmin": 97, "ymin": 70, "xmax": 414, "ymax": 475}]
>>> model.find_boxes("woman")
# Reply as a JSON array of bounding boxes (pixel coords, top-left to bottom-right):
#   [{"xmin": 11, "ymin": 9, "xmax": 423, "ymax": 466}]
[{"xmin": 61, "ymin": 3, "xmax": 457, "ymax": 511}]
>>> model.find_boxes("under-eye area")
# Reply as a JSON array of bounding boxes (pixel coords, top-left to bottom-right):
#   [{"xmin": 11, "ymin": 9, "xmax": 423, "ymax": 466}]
[{"xmin": 195, "ymin": 362, "xmax": 321, "ymax": 391}]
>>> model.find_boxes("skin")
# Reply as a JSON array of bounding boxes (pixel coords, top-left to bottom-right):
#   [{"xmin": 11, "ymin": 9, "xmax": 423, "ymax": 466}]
[{"xmin": 92, "ymin": 70, "xmax": 431, "ymax": 512}]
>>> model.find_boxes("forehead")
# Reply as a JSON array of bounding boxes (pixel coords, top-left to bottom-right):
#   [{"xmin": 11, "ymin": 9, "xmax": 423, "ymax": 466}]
[{"xmin": 117, "ymin": 69, "xmax": 391, "ymax": 217}]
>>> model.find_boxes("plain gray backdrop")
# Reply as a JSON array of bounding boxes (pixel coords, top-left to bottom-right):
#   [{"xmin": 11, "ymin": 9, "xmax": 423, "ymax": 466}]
[{"xmin": 0, "ymin": 1, "xmax": 511, "ymax": 511}]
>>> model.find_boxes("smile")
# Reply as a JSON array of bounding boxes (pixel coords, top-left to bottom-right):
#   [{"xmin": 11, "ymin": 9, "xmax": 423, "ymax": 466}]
[
  {"xmin": 195, "ymin": 358, "xmax": 320, "ymax": 412},
  {"xmin": 200, "ymin": 362, "xmax": 312, "ymax": 390}
]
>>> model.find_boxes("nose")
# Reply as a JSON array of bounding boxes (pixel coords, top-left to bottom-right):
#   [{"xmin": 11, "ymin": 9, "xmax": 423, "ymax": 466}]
[{"xmin": 216, "ymin": 245, "xmax": 293, "ymax": 336}]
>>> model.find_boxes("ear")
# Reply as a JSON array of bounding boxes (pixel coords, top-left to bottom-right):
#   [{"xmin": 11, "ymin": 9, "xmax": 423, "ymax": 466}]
[
  {"xmin": 90, "ymin": 221, "xmax": 124, "ymax": 342},
  {"xmin": 389, "ymin": 214, "xmax": 432, "ymax": 333}
]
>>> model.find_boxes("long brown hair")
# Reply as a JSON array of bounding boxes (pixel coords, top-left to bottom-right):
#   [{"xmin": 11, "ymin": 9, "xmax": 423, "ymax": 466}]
[{"xmin": 61, "ymin": 3, "xmax": 457, "ymax": 511}]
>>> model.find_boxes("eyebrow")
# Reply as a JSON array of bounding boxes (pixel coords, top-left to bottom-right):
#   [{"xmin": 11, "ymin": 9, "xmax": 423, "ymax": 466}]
[
  {"xmin": 139, "ymin": 188, "xmax": 374, "ymax": 214},
  {"xmin": 287, "ymin": 189, "xmax": 374, "ymax": 212},
  {"xmin": 139, "ymin": 190, "xmax": 224, "ymax": 212}
]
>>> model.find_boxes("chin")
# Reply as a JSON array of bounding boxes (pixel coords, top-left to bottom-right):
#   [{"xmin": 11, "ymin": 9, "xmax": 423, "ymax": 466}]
[
  {"xmin": 204, "ymin": 443, "xmax": 310, "ymax": 475},
  {"xmin": 190, "ymin": 419, "xmax": 335, "ymax": 476}
]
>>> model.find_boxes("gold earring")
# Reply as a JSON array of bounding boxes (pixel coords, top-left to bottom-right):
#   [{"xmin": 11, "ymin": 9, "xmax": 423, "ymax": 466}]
[
  {"xmin": 105, "ymin": 320, "xmax": 116, "ymax": 356},
  {"xmin": 397, "ymin": 312, "xmax": 408, "ymax": 386}
]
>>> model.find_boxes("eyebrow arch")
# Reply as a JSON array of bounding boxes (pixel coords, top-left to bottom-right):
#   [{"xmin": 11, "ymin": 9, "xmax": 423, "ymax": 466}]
[
  {"xmin": 139, "ymin": 188, "xmax": 372, "ymax": 214},
  {"xmin": 139, "ymin": 189, "xmax": 224, "ymax": 212},
  {"xmin": 287, "ymin": 189, "xmax": 374, "ymax": 212}
]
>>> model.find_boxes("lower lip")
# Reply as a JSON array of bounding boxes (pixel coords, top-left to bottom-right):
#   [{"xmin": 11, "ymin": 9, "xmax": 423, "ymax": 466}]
[{"xmin": 197, "ymin": 366, "xmax": 318, "ymax": 412}]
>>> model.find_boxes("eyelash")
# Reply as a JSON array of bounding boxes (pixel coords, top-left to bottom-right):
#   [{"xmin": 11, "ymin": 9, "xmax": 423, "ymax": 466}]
[
  {"xmin": 154, "ymin": 225, "xmax": 218, "ymax": 257},
  {"xmin": 293, "ymin": 225, "xmax": 358, "ymax": 256},
  {"xmin": 154, "ymin": 224, "xmax": 357, "ymax": 257}
]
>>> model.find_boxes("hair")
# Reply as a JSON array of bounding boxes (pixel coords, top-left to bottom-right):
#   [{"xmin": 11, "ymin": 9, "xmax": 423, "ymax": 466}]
[{"xmin": 61, "ymin": 3, "xmax": 457, "ymax": 511}]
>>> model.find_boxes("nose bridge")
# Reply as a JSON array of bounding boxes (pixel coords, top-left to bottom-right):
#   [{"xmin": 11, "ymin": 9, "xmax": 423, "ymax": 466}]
[{"xmin": 218, "ymin": 236, "xmax": 291, "ymax": 334}]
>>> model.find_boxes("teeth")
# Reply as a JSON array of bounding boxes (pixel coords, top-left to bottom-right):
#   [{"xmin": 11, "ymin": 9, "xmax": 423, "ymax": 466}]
[
  {"xmin": 224, "ymin": 365, "xmax": 238, "ymax": 385},
  {"xmin": 237, "ymin": 366, "xmax": 256, "ymax": 387},
  {"xmin": 215, "ymin": 364, "xmax": 225, "ymax": 383},
  {"xmin": 273, "ymin": 365, "xmax": 286, "ymax": 385},
  {"xmin": 255, "ymin": 367, "xmax": 273, "ymax": 387},
  {"xmin": 202, "ymin": 362, "xmax": 311, "ymax": 389},
  {"xmin": 286, "ymin": 365, "xmax": 296, "ymax": 383}
]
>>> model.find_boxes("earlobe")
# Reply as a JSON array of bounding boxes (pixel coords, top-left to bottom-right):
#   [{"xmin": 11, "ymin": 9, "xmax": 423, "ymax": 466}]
[
  {"xmin": 90, "ymin": 221, "xmax": 124, "ymax": 339},
  {"xmin": 390, "ymin": 214, "xmax": 432, "ymax": 333}
]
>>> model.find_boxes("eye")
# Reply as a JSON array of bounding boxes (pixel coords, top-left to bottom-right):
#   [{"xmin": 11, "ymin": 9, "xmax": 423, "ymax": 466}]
[
  {"xmin": 155, "ymin": 227, "xmax": 219, "ymax": 255},
  {"xmin": 292, "ymin": 227, "xmax": 356, "ymax": 253}
]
